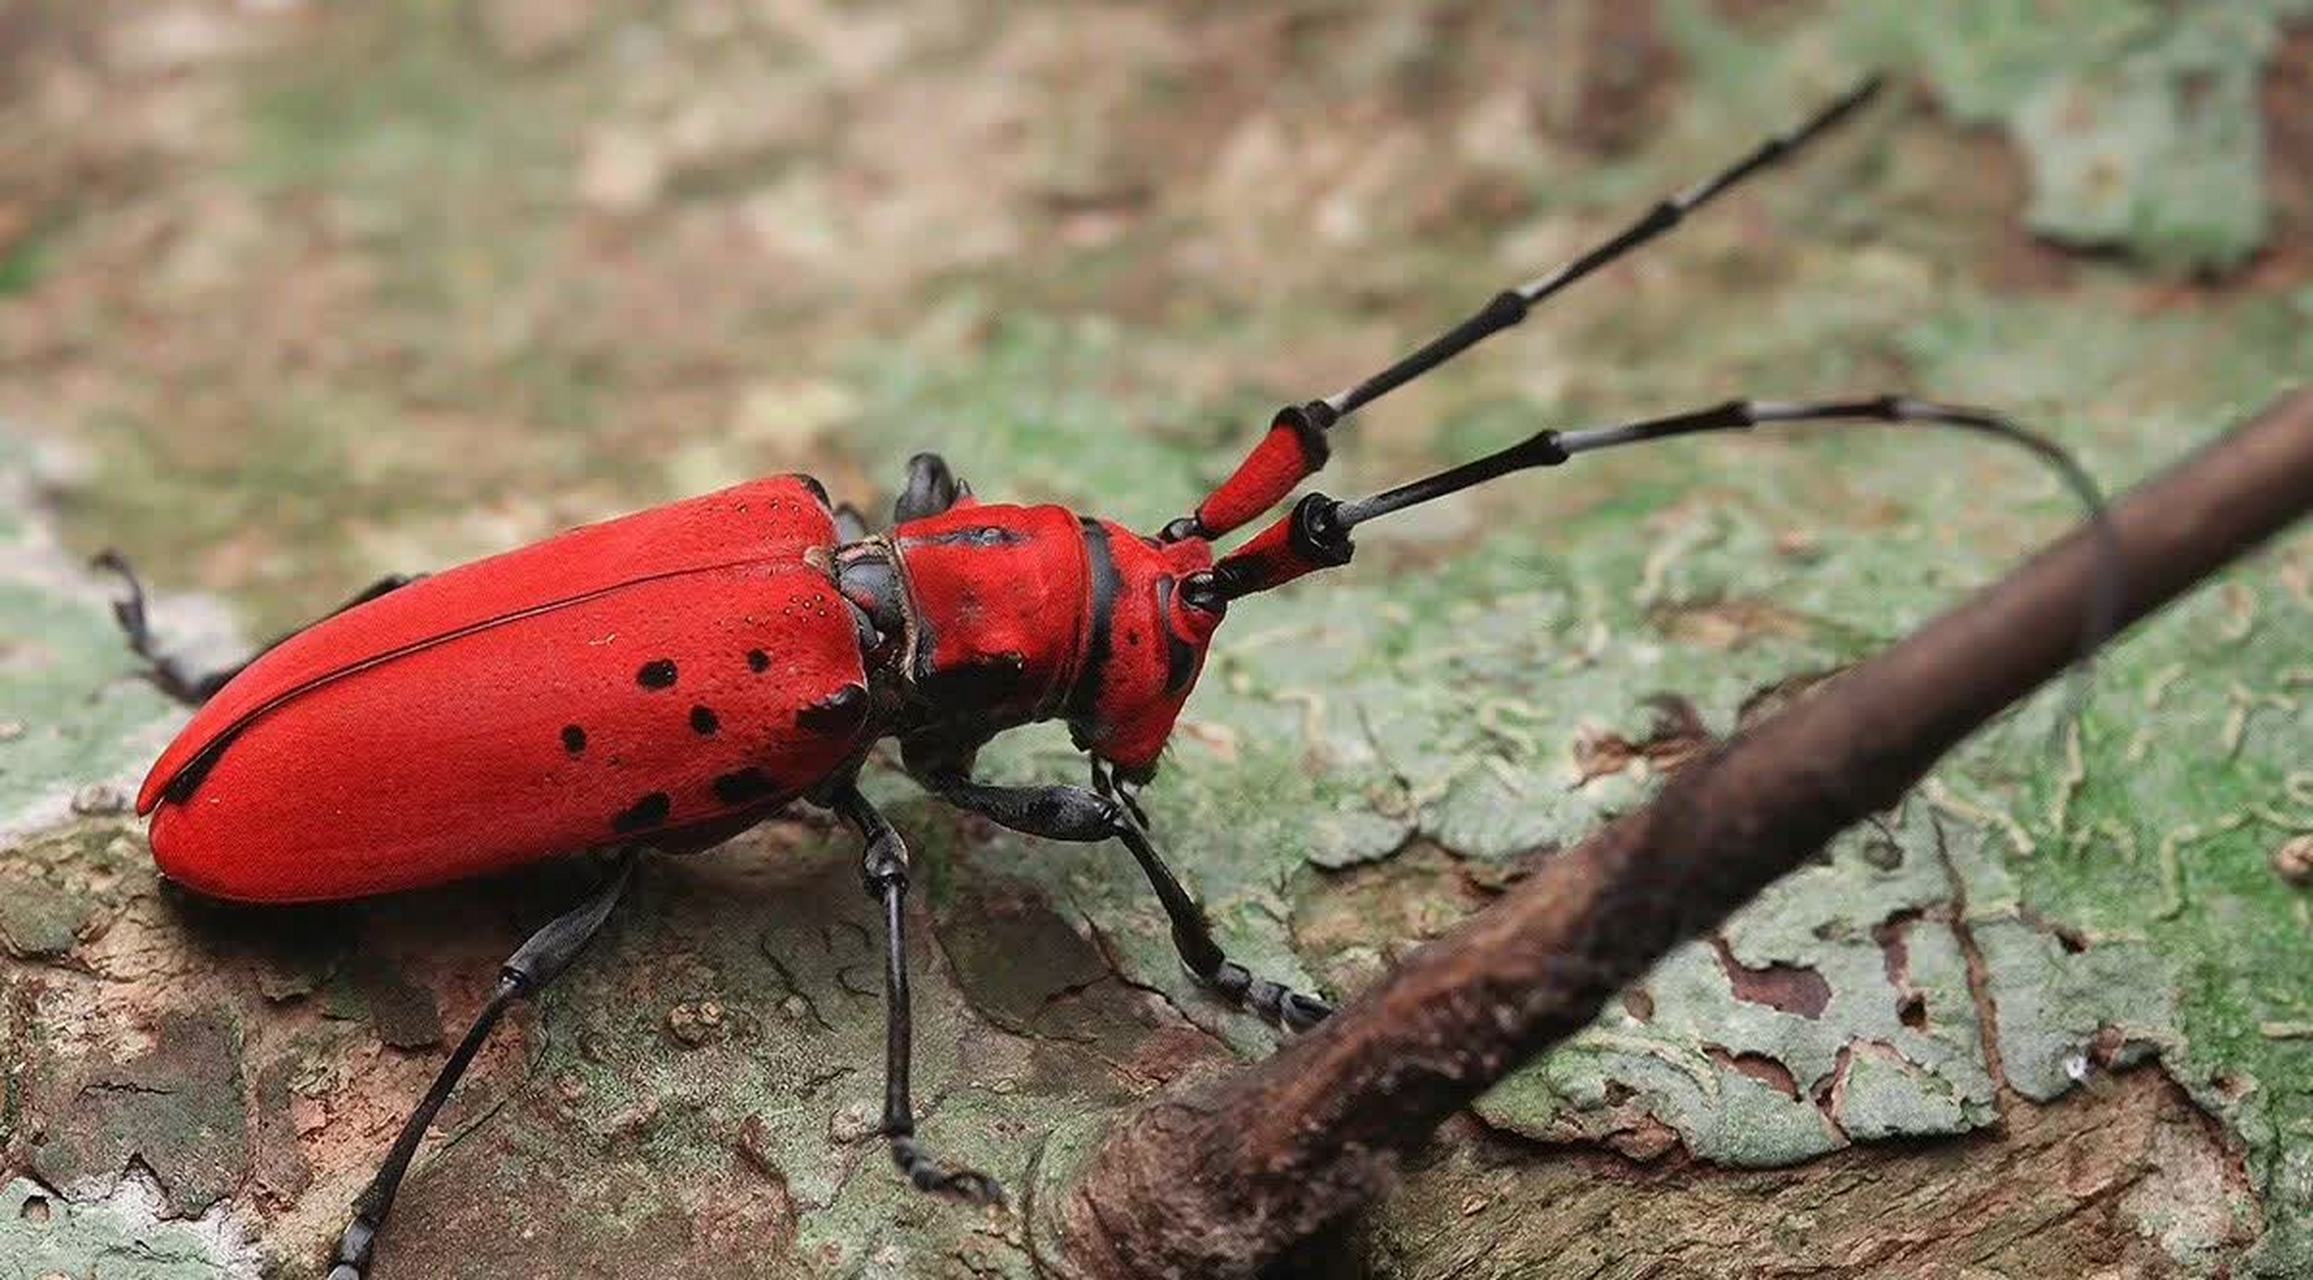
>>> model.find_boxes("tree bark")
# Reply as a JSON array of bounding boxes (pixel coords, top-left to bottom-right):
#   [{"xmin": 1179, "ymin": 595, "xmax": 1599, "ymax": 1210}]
[{"xmin": 1053, "ymin": 387, "xmax": 2313, "ymax": 1279}]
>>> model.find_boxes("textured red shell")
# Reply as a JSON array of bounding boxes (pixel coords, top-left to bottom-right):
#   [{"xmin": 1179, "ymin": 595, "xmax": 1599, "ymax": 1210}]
[
  {"xmin": 884, "ymin": 504, "xmax": 1220, "ymax": 779},
  {"xmin": 892, "ymin": 503, "xmax": 1092, "ymax": 724},
  {"xmin": 142, "ymin": 477, "xmax": 871, "ymax": 903}
]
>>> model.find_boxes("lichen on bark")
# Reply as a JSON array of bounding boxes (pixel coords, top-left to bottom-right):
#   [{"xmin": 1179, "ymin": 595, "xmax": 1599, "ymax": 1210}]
[{"xmin": 1, "ymin": 1, "xmax": 2308, "ymax": 1275}]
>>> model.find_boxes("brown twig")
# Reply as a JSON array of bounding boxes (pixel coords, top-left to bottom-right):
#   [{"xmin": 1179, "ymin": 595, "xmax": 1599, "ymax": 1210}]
[{"xmin": 1050, "ymin": 387, "xmax": 2313, "ymax": 1279}]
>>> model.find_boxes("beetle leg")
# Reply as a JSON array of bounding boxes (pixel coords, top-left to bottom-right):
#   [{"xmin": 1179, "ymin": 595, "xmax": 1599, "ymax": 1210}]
[
  {"xmin": 892, "ymin": 452, "xmax": 973, "ymax": 524},
  {"xmin": 834, "ymin": 501, "xmax": 874, "ymax": 542},
  {"xmin": 921, "ymin": 770, "xmax": 1334, "ymax": 1033},
  {"xmin": 92, "ymin": 549, "xmax": 418, "ymax": 707},
  {"xmin": 829, "ymin": 785, "xmax": 1006, "ymax": 1205},
  {"xmin": 327, "ymin": 850, "xmax": 637, "ymax": 1280}
]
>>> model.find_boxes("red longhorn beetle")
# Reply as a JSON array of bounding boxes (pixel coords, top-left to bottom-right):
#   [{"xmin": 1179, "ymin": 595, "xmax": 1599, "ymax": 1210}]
[{"xmin": 98, "ymin": 76, "xmax": 2107, "ymax": 1279}]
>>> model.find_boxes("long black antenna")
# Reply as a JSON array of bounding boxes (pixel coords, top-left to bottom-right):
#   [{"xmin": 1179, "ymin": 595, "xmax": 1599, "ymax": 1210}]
[
  {"xmin": 1309, "ymin": 396, "xmax": 2119, "ymax": 754},
  {"xmin": 1333, "ymin": 397, "xmax": 2101, "ymax": 529},
  {"xmin": 1163, "ymin": 74, "xmax": 1889, "ymax": 545},
  {"xmin": 1208, "ymin": 397, "xmax": 2117, "ymax": 637},
  {"xmin": 1317, "ymin": 74, "xmax": 1885, "ymax": 428}
]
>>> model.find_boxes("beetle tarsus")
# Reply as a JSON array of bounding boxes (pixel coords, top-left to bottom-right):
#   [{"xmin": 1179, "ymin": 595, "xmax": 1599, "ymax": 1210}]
[
  {"xmin": 91, "ymin": 549, "xmax": 240, "ymax": 706},
  {"xmin": 1205, "ymin": 960, "xmax": 1334, "ymax": 1032},
  {"xmin": 891, "ymin": 1133, "xmax": 1007, "ymax": 1206},
  {"xmin": 326, "ymin": 851, "xmax": 635, "ymax": 1276},
  {"xmin": 92, "ymin": 551, "xmax": 421, "ymax": 707},
  {"xmin": 327, "ymin": 1213, "xmax": 379, "ymax": 1279}
]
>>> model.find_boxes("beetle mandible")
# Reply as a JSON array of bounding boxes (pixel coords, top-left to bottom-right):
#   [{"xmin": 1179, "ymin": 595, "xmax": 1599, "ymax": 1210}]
[{"xmin": 99, "ymin": 75, "xmax": 2107, "ymax": 1279}]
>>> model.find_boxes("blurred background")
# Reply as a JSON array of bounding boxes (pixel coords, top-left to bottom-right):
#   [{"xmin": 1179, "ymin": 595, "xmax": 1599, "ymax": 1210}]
[{"xmin": 1, "ymin": 2, "xmax": 2308, "ymax": 1277}]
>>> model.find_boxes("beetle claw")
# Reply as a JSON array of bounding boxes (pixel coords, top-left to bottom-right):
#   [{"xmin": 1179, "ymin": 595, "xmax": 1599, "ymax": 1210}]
[
  {"xmin": 935, "ymin": 1167, "xmax": 1007, "ymax": 1207},
  {"xmin": 1193, "ymin": 960, "xmax": 1333, "ymax": 1033},
  {"xmin": 891, "ymin": 1135, "xmax": 1007, "ymax": 1207},
  {"xmin": 90, "ymin": 550, "xmax": 154, "ymax": 644},
  {"xmin": 1282, "ymin": 991, "xmax": 1335, "ymax": 1031},
  {"xmin": 327, "ymin": 1213, "xmax": 377, "ymax": 1280}
]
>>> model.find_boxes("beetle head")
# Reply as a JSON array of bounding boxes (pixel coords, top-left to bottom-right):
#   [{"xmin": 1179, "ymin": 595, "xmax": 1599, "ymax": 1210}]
[{"xmin": 1067, "ymin": 526, "xmax": 1224, "ymax": 783}]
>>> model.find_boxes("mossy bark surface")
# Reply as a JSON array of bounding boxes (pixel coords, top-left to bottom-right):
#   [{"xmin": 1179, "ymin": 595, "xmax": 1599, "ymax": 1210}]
[{"xmin": 1, "ymin": 3, "xmax": 2307, "ymax": 1276}]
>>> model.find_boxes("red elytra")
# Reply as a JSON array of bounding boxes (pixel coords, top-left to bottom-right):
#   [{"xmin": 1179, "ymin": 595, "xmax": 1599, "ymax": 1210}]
[{"xmin": 141, "ymin": 477, "xmax": 875, "ymax": 902}]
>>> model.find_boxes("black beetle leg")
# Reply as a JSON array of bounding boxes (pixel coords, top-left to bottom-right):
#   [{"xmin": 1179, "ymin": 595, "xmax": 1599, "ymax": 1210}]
[
  {"xmin": 327, "ymin": 850, "xmax": 637, "ymax": 1280},
  {"xmin": 922, "ymin": 766, "xmax": 1333, "ymax": 1033},
  {"xmin": 829, "ymin": 784, "xmax": 1005, "ymax": 1205},
  {"xmin": 92, "ymin": 549, "xmax": 418, "ymax": 707}
]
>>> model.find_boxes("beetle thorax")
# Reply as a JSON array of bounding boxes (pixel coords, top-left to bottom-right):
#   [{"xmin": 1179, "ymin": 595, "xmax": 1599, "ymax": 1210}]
[{"xmin": 849, "ymin": 503, "xmax": 1223, "ymax": 780}]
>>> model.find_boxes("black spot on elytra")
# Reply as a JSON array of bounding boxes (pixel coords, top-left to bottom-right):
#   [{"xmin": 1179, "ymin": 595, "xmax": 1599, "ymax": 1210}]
[
  {"xmin": 690, "ymin": 705, "xmax": 720, "ymax": 736},
  {"xmin": 746, "ymin": 649, "xmax": 770, "ymax": 673},
  {"xmin": 637, "ymin": 659, "xmax": 678, "ymax": 689},
  {"xmin": 561, "ymin": 725, "xmax": 587, "ymax": 755},
  {"xmin": 612, "ymin": 792, "xmax": 671, "ymax": 833},
  {"xmin": 796, "ymin": 683, "xmax": 869, "ymax": 735},
  {"xmin": 712, "ymin": 768, "xmax": 779, "ymax": 806}
]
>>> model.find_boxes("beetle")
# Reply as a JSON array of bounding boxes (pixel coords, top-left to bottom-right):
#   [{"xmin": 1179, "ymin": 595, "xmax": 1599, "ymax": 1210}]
[{"xmin": 98, "ymin": 75, "xmax": 2108, "ymax": 1279}]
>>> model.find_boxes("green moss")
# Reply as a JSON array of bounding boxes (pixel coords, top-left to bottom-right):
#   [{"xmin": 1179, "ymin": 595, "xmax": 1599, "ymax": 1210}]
[
  {"xmin": 0, "ymin": 226, "xmax": 51, "ymax": 298},
  {"xmin": 0, "ymin": 1177, "xmax": 254, "ymax": 1279},
  {"xmin": 826, "ymin": 86, "xmax": 2306, "ymax": 1254},
  {"xmin": 245, "ymin": 2, "xmax": 561, "ymax": 202},
  {"xmin": 0, "ymin": 435, "xmax": 186, "ymax": 835},
  {"xmin": 847, "ymin": 314, "xmax": 1221, "ymax": 525},
  {"xmin": 6, "ymin": 0, "xmax": 2304, "ymax": 1270},
  {"xmin": 1830, "ymin": 0, "xmax": 2286, "ymax": 270}
]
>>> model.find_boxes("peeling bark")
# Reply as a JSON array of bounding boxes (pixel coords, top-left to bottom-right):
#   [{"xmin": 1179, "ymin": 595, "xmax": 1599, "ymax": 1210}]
[
  {"xmin": 1053, "ymin": 388, "xmax": 2313, "ymax": 1279},
  {"xmin": 1365, "ymin": 1068, "xmax": 2260, "ymax": 1278}
]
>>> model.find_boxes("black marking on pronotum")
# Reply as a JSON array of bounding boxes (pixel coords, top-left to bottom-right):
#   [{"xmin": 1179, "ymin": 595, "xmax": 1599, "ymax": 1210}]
[
  {"xmin": 712, "ymin": 768, "xmax": 779, "ymax": 806},
  {"xmin": 561, "ymin": 725, "xmax": 588, "ymax": 755},
  {"xmin": 689, "ymin": 706, "xmax": 719, "ymax": 736},
  {"xmin": 797, "ymin": 683, "xmax": 870, "ymax": 735},
  {"xmin": 908, "ymin": 526, "xmax": 1027, "ymax": 549},
  {"xmin": 791, "ymin": 473, "xmax": 831, "ymax": 507},
  {"xmin": 1067, "ymin": 519, "xmax": 1122, "ymax": 719},
  {"xmin": 612, "ymin": 792, "xmax": 671, "ymax": 833},
  {"xmin": 747, "ymin": 648, "xmax": 770, "ymax": 673},
  {"xmin": 637, "ymin": 658, "xmax": 678, "ymax": 689},
  {"xmin": 918, "ymin": 654, "xmax": 1030, "ymax": 709},
  {"xmin": 1154, "ymin": 579, "xmax": 1200, "ymax": 695}
]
